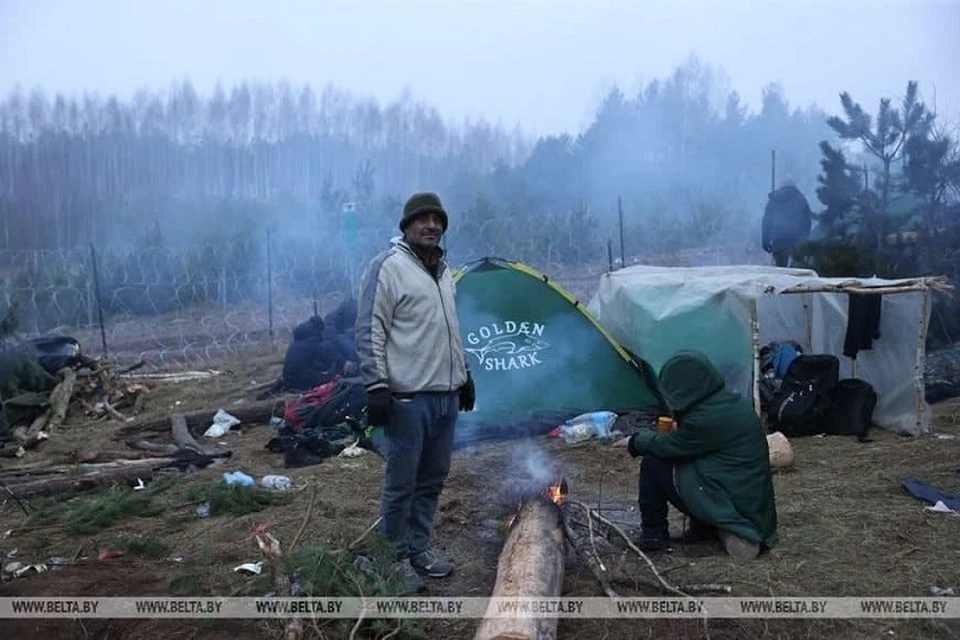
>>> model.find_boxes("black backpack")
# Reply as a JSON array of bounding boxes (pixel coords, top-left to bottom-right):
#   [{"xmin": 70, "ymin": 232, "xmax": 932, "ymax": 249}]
[
  {"xmin": 769, "ymin": 355, "xmax": 839, "ymax": 437},
  {"xmin": 826, "ymin": 378, "xmax": 877, "ymax": 442}
]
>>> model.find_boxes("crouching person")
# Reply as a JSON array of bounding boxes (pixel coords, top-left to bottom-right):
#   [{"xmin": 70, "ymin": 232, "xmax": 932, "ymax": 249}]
[{"xmin": 627, "ymin": 350, "xmax": 778, "ymax": 559}]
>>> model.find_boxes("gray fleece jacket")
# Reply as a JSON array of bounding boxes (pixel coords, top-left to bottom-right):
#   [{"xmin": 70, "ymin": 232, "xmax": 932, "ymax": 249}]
[{"xmin": 354, "ymin": 239, "xmax": 469, "ymax": 394}]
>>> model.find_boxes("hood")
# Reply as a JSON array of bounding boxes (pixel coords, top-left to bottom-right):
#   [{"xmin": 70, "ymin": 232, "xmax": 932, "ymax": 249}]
[
  {"xmin": 658, "ymin": 350, "xmax": 726, "ymax": 413},
  {"xmin": 768, "ymin": 184, "xmax": 805, "ymax": 204},
  {"xmin": 324, "ymin": 297, "xmax": 358, "ymax": 334},
  {"xmin": 292, "ymin": 316, "xmax": 325, "ymax": 341}
]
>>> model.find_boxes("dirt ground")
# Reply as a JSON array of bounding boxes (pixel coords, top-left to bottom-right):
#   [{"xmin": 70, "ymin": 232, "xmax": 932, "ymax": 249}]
[{"xmin": 1, "ymin": 346, "xmax": 959, "ymax": 640}]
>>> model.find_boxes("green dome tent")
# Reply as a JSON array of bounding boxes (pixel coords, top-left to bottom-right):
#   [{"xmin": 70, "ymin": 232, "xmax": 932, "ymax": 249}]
[{"xmin": 449, "ymin": 257, "xmax": 665, "ymax": 446}]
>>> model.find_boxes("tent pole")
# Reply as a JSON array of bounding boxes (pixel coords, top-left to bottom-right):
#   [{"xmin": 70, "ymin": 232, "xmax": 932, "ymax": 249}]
[
  {"xmin": 750, "ymin": 296, "xmax": 762, "ymax": 420},
  {"xmin": 916, "ymin": 288, "xmax": 930, "ymax": 433}
]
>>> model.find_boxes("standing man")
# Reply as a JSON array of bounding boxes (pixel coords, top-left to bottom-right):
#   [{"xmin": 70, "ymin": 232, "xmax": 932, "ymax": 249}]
[
  {"xmin": 355, "ymin": 191, "xmax": 476, "ymax": 594},
  {"xmin": 762, "ymin": 179, "xmax": 812, "ymax": 267}
]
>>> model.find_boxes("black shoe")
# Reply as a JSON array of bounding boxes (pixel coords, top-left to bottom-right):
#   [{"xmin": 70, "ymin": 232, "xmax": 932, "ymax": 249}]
[
  {"xmin": 672, "ymin": 525, "xmax": 718, "ymax": 545},
  {"xmin": 637, "ymin": 535, "xmax": 672, "ymax": 553}
]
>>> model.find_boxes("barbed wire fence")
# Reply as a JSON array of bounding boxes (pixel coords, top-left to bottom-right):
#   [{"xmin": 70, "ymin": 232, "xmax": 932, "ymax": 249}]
[{"xmin": 0, "ymin": 218, "xmax": 767, "ymax": 372}]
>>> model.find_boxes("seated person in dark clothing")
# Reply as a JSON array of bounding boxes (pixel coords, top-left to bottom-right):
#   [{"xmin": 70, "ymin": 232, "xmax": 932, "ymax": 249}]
[
  {"xmin": 626, "ymin": 350, "xmax": 778, "ymax": 559},
  {"xmin": 324, "ymin": 296, "xmax": 358, "ymax": 334},
  {"xmin": 324, "ymin": 296, "xmax": 359, "ymax": 364},
  {"xmin": 281, "ymin": 316, "xmax": 345, "ymax": 392}
]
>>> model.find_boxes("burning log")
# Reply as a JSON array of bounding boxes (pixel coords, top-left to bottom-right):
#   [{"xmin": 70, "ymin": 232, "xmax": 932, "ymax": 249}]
[{"xmin": 474, "ymin": 481, "xmax": 567, "ymax": 640}]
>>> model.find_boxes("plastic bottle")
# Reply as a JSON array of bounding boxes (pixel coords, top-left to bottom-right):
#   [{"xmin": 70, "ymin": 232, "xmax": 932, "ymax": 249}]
[
  {"xmin": 222, "ymin": 471, "xmax": 256, "ymax": 487},
  {"xmin": 558, "ymin": 411, "xmax": 618, "ymax": 444},
  {"xmin": 260, "ymin": 475, "xmax": 292, "ymax": 490}
]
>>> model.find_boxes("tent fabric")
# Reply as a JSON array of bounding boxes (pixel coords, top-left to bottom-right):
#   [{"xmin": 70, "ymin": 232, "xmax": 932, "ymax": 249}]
[
  {"xmin": 587, "ymin": 264, "xmax": 933, "ymax": 435},
  {"xmin": 450, "ymin": 257, "xmax": 665, "ymax": 446}
]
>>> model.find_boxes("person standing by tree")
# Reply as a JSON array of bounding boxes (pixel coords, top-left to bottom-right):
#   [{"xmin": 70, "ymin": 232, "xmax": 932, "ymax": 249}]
[
  {"xmin": 762, "ymin": 179, "xmax": 813, "ymax": 267},
  {"xmin": 355, "ymin": 192, "xmax": 476, "ymax": 594}
]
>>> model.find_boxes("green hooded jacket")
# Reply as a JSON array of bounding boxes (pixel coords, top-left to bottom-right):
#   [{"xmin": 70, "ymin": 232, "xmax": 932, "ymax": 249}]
[{"xmin": 629, "ymin": 350, "xmax": 778, "ymax": 549}]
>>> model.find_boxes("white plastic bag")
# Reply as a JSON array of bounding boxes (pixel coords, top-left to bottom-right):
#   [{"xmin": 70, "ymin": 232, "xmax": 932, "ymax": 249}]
[
  {"xmin": 558, "ymin": 411, "xmax": 618, "ymax": 444},
  {"xmin": 204, "ymin": 409, "xmax": 241, "ymax": 437}
]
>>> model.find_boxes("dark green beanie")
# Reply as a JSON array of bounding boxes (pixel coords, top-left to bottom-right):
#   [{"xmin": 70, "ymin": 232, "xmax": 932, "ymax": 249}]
[{"xmin": 400, "ymin": 192, "xmax": 448, "ymax": 232}]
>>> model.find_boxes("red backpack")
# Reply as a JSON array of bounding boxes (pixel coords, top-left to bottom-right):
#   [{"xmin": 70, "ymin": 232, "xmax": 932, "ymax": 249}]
[{"xmin": 283, "ymin": 377, "xmax": 340, "ymax": 430}]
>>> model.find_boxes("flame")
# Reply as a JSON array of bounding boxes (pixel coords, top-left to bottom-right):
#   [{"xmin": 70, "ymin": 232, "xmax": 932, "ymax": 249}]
[
  {"xmin": 504, "ymin": 481, "xmax": 566, "ymax": 529},
  {"xmin": 542, "ymin": 481, "xmax": 565, "ymax": 507}
]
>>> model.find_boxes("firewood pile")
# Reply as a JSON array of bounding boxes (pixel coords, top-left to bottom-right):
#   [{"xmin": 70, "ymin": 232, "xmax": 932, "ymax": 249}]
[{"xmin": 2, "ymin": 358, "xmax": 153, "ymax": 460}]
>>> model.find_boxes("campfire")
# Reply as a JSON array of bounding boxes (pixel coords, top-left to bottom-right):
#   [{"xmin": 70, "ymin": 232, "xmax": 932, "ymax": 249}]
[
  {"xmin": 476, "ymin": 470, "xmax": 728, "ymax": 640},
  {"xmin": 504, "ymin": 477, "xmax": 568, "ymax": 530}
]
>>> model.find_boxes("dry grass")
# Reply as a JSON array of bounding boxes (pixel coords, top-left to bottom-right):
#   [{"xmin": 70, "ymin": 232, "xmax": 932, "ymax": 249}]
[{"xmin": 0, "ymin": 350, "xmax": 958, "ymax": 639}]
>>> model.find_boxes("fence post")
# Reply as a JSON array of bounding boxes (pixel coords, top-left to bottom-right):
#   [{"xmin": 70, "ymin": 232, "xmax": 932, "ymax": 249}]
[
  {"xmin": 618, "ymin": 195, "xmax": 626, "ymax": 268},
  {"xmin": 266, "ymin": 228, "xmax": 274, "ymax": 340},
  {"xmin": 220, "ymin": 264, "xmax": 227, "ymax": 311},
  {"xmin": 89, "ymin": 243, "xmax": 108, "ymax": 357}
]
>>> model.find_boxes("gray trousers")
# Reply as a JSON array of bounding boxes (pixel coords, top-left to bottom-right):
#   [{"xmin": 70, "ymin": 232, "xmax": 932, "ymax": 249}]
[{"xmin": 379, "ymin": 391, "xmax": 458, "ymax": 558}]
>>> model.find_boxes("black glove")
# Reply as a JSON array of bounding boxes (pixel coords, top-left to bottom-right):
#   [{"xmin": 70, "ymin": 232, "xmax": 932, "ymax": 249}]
[
  {"xmin": 365, "ymin": 387, "xmax": 392, "ymax": 427},
  {"xmin": 459, "ymin": 372, "xmax": 475, "ymax": 412}
]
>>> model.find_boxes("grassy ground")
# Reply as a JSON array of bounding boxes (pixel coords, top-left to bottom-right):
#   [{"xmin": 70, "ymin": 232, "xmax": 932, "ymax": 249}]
[{"xmin": 1, "ymin": 347, "xmax": 959, "ymax": 639}]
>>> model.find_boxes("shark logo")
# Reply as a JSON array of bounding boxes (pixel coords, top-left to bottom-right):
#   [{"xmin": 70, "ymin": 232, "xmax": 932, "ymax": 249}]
[{"xmin": 465, "ymin": 320, "xmax": 549, "ymax": 371}]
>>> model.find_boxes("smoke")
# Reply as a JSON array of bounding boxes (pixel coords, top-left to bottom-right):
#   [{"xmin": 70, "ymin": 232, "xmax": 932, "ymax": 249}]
[{"xmin": 498, "ymin": 439, "xmax": 570, "ymax": 507}]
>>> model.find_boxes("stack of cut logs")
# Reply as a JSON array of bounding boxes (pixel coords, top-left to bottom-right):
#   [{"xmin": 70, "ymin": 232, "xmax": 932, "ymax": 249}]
[{"xmin": 3, "ymin": 360, "xmax": 152, "ymax": 458}]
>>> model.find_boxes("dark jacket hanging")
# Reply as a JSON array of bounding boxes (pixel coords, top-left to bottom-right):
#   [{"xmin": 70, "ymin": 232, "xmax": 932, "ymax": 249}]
[{"xmin": 842, "ymin": 293, "xmax": 882, "ymax": 359}]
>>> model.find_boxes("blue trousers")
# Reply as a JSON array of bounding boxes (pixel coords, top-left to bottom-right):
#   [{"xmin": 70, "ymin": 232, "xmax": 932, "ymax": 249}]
[{"xmin": 379, "ymin": 391, "xmax": 458, "ymax": 558}]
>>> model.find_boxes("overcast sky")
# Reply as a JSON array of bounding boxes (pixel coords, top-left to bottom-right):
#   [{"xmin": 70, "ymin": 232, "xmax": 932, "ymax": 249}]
[{"xmin": 1, "ymin": 0, "xmax": 957, "ymax": 136}]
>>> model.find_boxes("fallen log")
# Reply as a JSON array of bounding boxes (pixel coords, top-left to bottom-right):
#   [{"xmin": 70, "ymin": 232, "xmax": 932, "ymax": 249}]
[
  {"xmin": 0, "ymin": 446, "xmax": 25, "ymax": 459},
  {"xmin": 114, "ymin": 401, "xmax": 281, "ymax": 439},
  {"xmin": 172, "ymin": 413, "xmax": 206, "ymax": 455},
  {"xmin": 474, "ymin": 495, "xmax": 566, "ymax": 640},
  {"xmin": 47, "ymin": 367, "xmax": 78, "ymax": 433},
  {"xmin": 14, "ymin": 409, "xmax": 51, "ymax": 449},
  {"xmin": 59, "ymin": 449, "xmax": 174, "ymax": 465},
  {"xmin": 1, "ymin": 451, "xmax": 219, "ymax": 496},
  {"xmin": 2, "ymin": 462, "xmax": 163, "ymax": 497},
  {"xmin": 123, "ymin": 414, "xmax": 231, "ymax": 459}
]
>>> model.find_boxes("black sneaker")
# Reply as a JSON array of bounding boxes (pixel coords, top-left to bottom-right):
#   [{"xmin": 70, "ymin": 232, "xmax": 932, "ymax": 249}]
[
  {"xmin": 637, "ymin": 536, "xmax": 672, "ymax": 553},
  {"xmin": 672, "ymin": 525, "xmax": 718, "ymax": 544},
  {"xmin": 391, "ymin": 559, "xmax": 426, "ymax": 594},
  {"xmin": 409, "ymin": 550, "xmax": 454, "ymax": 578}
]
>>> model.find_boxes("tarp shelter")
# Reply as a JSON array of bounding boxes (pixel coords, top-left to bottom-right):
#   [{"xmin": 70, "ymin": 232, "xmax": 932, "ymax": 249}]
[
  {"xmin": 450, "ymin": 257, "xmax": 664, "ymax": 446},
  {"xmin": 587, "ymin": 265, "xmax": 952, "ymax": 435}
]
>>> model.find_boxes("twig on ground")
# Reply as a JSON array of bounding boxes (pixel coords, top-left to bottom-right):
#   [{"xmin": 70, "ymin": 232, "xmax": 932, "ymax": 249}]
[
  {"xmin": 570, "ymin": 499, "xmax": 690, "ymax": 599},
  {"xmin": 347, "ymin": 571, "xmax": 367, "ymax": 640},
  {"xmin": 290, "ymin": 483, "xmax": 317, "ymax": 552},
  {"xmin": 379, "ymin": 621, "xmax": 402, "ymax": 640},
  {"xmin": 571, "ymin": 499, "xmax": 714, "ymax": 640},
  {"xmin": 586, "ymin": 505, "xmax": 606, "ymax": 572},
  {"xmin": 562, "ymin": 513, "xmax": 619, "ymax": 598},
  {"xmin": 347, "ymin": 516, "xmax": 383, "ymax": 551}
]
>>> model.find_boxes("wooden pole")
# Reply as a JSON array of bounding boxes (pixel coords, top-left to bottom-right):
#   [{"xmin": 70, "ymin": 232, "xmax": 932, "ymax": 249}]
[
  {"xmin": 89, "ymin": 244, "xmax": 108, "ymax": 356},
  {"xmin": 474, "ymin": 497, "xmax": 566, "ymax": 640},
  {"xmin": 617, "ymin": 196, "xmax": 625, "ymax": 268}
]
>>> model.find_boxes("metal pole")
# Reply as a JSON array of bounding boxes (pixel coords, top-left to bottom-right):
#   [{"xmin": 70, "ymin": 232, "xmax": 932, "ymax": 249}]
[
  {"xmin": 266, "ymin": 228, "xmax": 274, "ymax": 339},
  {"xmin": 607, "ymin": 239, "xmax": 613, "ymax": 272},
  {"xmin": 617, "ymin": 195, "xmax": 625, "ymax": 268},
  {"xmin": 89, "ymin": 243, "xmax": 108, "ymax": 356},
  {"xmin": 771, "ymin": 149, "xmax": 776, "ymax": 191}
]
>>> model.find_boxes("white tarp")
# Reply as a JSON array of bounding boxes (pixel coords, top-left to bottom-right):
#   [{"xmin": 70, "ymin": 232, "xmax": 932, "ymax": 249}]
[{"xmin": 587, "ymin": 264, "xmax": 932, "ymax": 434}]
